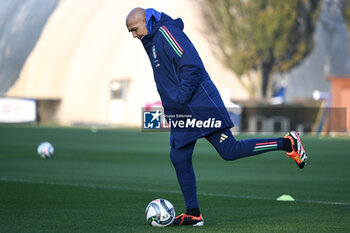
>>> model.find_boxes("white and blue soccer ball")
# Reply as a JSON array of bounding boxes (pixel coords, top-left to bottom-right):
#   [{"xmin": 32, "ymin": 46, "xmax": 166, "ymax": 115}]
[
  {"xmin": 37, "ymin": 142, "xmax": 54, "ymax": 159},
  {"xmin": 145, "ymin": 199, "xmax": 175, "ymax": 227}
]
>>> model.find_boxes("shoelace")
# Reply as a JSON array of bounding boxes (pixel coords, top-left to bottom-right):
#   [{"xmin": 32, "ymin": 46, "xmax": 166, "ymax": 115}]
[
  {"xmin": 286, "ymin": 144, "xmax": 305, "ymax": 161},
  {"xmin": 175, "ymin": 214, "xmax": 187, "ymax": 225},
  {"xmin": 293, "ymin": 145, "xmax": 306, "ymax": 162},
  {"xmin": 175, "ymin": 214, "xmax": 202, "ymax": 225}
]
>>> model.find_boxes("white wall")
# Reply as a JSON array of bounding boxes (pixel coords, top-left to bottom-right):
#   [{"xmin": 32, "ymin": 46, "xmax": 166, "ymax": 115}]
[{"xmin": 7, "ymin": 0, "xmax": 249, "ymax": 126}]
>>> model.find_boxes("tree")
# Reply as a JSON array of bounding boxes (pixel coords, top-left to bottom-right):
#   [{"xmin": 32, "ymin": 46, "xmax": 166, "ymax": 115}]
[
  {"xmin": 202, "ymin": 0, "xmax": 321, "ymax": 98},
  {"xmin": 342, "ymin": 0, "xmax": 350, "ymax": 34}
]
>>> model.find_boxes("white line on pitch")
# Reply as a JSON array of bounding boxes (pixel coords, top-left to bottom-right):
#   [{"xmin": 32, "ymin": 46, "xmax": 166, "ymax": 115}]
[{"xmin": 1, "ymin": 177, "xmax": 349, "ymax": 206}]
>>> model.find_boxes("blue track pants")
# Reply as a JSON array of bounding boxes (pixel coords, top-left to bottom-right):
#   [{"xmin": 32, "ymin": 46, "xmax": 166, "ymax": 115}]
[{"xmin": 170, "ymin": 128, "xmax": 284, "ymax": 209}]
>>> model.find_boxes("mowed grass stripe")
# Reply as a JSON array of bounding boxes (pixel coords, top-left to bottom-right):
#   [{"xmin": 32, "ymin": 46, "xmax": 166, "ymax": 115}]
[
  {"xmin": 2, "ymin": 177, "xmax": 349, "ymax": 206},
  {"xmin": 1, "ymin": 125, "xmax": 350, "ymax": 232}
]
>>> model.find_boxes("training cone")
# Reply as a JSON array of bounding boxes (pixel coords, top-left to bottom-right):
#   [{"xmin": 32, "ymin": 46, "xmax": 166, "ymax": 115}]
[{"xmin": 276, "ymin": 194, "xmax": 295, "ymax": 201}]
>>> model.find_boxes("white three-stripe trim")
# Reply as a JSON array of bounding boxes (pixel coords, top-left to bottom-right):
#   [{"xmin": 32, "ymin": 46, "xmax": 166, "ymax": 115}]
[
  {"xmin": 254, "ymin": 144, "xmax": 277, "ymax": 149},
  {"xmin": 159, "ymin": 27, "xmax": 183, "ymax": 56}
]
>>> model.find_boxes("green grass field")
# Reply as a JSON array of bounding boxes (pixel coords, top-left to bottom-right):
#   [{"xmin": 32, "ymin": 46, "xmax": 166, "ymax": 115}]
[{"xmin": 0, "ymin": 125, "xmax": 349, "ymax": 233}]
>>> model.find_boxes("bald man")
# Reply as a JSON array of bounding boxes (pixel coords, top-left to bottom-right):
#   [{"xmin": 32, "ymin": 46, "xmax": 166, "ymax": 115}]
[
  {"xmin": 126, "ymin": 8, "xmax": 307, "ymax": 227},
  {"xmin": 126, "ymin": 8, "xmax": 148, "ymax": 40}
]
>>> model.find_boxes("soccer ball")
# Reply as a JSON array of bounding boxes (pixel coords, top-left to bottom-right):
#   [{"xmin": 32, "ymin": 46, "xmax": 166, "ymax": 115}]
[
  {"xmin": 37, "ymin": 142, "xmax": 54, "ymax": 159},
  {"xmin": 145, "ymin": 199, "xmax": 175, "ymax": 227}
]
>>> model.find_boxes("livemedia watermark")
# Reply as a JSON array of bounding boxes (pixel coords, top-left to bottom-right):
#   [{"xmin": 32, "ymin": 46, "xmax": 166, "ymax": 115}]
[
  {"xmin": 142, "ymin": 108, "xmax": 224, "ymax": 132},
  {"xmin": 141, "ymin": 106, "xmax": 347, "ymax": 133}
]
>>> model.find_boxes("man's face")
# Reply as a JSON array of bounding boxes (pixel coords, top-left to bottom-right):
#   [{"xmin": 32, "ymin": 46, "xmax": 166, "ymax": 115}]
[{"xmin": 127, "ymin": 18, "xmax": 148, "ymax": 40}]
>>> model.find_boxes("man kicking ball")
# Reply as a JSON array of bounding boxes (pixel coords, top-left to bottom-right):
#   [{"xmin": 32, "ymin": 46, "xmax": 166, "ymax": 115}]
[{"xmin": 126, "ymin": 7, "xmax": 307, "ymax": 226}]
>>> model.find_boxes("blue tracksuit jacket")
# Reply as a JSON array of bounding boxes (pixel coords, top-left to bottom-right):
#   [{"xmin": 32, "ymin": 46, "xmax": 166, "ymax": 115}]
[{"xmin": 142, "ymin": 13, "xmax": 233, "ymax": 148}]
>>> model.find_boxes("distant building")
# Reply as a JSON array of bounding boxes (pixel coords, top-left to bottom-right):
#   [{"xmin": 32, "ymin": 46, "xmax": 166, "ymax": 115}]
[
  {"xmin": 328, "ymin": 76, "xmax": 350, "ymax": 133},
  {"xmin": 3, "ymin": 0, "xmax": 349, "ymax": 128},
  {"xmin": 4, "ymin": 0, "xmax": 249, "ymax": 126}
]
